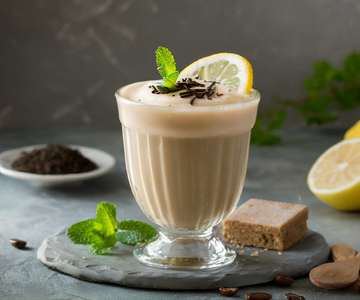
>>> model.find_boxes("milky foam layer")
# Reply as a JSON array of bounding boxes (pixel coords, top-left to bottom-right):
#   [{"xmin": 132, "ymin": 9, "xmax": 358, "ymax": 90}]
[
  {"xmin": 116, "ymin": 80, "xmax": 260, "ymax": 138},
  {"xmin": 124, "ymin": 79, "xmax": 252, "ymax": 106}
]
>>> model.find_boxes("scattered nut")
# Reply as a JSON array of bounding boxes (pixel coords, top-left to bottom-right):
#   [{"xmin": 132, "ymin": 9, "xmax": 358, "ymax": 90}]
[
  {"xmin": 278, "ymin": 251, "xmax": 282, "ymax": 255},
  {"xmin": 285, "ymin": 292, "xmax": 306, "ymax": 300},
  {"xmin": 275, "ymin": 274, "xmax": 294, "ymax": 286},
  {"xmin": 219, "ymin": 287, "xmax": 238, "ymax": 297},
  {"xmin": 82, "ymin": 256, "xmax": 87, "ymax": 260},
  {"xmin": 9, "ymin": 238, "xmax": 27, "ymax": 249},
  {"xmin": 250, "ymin": 251, "xmax": 259, "ymax": 257},
  {"xmin": 245, "ymin": 291, "xmax": 272, "ymax": 299}
]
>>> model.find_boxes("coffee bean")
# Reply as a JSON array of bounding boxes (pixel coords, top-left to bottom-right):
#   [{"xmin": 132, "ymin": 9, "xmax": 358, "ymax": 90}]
[
  {"xmin": 219, "ymin": 287, "xmax": 238, "ymax": 297},
  {"xmin": 245, "ymin": 292, "xmax": 272, "ymax": 300},
  {"xmin": 285, "ymin": 292, "xmax": 306, "ymax": 300},
  {"xmin": 9, "ymin": 238, "xmax": 27, "ymax": 249},
  {"xmin": 275, "ymin": 274, "xmax": 294, "ymax": 286}
]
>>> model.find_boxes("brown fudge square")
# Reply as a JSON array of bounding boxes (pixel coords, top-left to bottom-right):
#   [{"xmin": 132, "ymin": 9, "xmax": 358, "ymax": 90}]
[{"xmin": 222, "ymin": 199, "xmax": 308, "ymax": 250}]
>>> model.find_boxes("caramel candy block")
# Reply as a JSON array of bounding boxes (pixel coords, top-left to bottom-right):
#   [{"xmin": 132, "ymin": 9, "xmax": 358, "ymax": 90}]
[{"xmin": 222, "ymin": 199, "xmax": 308, "ymax": 250}]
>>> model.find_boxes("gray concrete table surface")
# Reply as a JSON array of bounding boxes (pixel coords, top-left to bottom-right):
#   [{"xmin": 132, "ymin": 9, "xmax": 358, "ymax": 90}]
[{"xmin": 0, "ymin": 127, "xmax": 359, "ymax": 300}]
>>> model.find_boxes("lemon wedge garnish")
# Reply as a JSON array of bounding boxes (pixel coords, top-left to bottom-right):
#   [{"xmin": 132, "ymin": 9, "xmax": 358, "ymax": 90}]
[
  {"xmin": 307, "ymin": 137, "xmax": 360, "ymax": 211},
  {"xmin": 178, "ymin": 53, "xmax": 253, "ymax": 94},
  {"xmin": 344, "ymin": 120, "xmax": 360, "ymax": 139}
]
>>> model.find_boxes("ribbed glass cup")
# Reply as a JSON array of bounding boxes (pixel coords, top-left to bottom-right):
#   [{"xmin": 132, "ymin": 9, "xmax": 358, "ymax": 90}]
[{"xmin": 115, "ymin": 81, "xmax": 260, "ymax": 269}]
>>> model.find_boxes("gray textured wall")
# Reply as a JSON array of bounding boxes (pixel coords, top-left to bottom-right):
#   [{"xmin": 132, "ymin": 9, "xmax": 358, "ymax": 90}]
[{"xmin": 0, "ymin": 0, "xmax": 359, "ymax": 129}]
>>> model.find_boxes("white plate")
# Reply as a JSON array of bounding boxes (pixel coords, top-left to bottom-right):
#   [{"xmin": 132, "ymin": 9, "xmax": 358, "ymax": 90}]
[{"xmin": 0, "ymin": 145, "xmax": 116, "ymax": 187}]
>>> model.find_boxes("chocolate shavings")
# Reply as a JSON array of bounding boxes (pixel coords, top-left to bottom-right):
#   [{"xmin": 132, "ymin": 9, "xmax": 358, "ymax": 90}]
[{"xmin": 152, "ymin": 78, "xmax": 222, "ymax": 105}]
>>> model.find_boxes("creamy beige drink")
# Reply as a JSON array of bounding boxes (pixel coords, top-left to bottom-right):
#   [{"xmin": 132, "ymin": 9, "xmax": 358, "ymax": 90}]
[
  {"xmin": 116, "ymin": 79, "xmax": 259, "ymax": 231},
  {"xmin": 116, "ymin": 48, "xmax": 260, "ymax": 269}
]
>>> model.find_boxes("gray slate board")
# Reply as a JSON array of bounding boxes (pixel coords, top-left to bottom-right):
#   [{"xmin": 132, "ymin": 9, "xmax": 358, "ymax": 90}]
[{"xmin": 37, "ymin": 228, "xmax": 329, "ymax": 290}]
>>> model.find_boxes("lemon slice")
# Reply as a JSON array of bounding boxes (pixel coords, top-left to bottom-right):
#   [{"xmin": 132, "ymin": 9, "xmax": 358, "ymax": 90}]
[
  {"xmin": 178, "ymin": 53, "xmax": 253, "ymax": 94},
  {"xmin": 344, "ymin": 120, "xmax": 360, "ymax": 139},
  {"xmin": 307, "ymin": 137, "xmax": 360, "ymax": 211}
]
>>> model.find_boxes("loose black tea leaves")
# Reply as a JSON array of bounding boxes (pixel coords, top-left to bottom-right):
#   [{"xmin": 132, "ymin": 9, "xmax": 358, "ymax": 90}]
[{"xmin": 12, "ymin": 144, "xmax": 98, "ymax": 175}]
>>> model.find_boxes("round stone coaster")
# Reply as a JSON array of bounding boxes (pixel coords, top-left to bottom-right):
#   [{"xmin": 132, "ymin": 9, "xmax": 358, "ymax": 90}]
[{"xmin": 37, "ymin": 228, "xmax": 329, "ymax": 290}]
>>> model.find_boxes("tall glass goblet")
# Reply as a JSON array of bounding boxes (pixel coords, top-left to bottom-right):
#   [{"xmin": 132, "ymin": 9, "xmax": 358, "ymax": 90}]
[{"xmin": 115, "ymin": 82, "xmax": 260, "ymax": 269}]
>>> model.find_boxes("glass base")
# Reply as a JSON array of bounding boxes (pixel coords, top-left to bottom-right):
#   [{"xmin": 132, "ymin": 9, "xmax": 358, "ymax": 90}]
[{"xmin": 133, "ymin": 228, "xmax": 236, "ymax": 270}]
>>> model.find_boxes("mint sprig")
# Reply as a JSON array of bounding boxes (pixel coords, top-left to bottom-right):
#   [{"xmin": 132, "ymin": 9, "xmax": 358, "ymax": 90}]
[
  {"xmin": 156, "ymin": 46, "xmax": 179, "ymax": 90},
  {"xmin": 67, "ymin": 203, "xmax": 117, "ymax": 255},
  {"xmin": 67, "ymin": 202, "xmax": 157, "ymax": 255},
  {"xmin": 251, "ymin": 51, "xmax": 360, "ymax": 145}
]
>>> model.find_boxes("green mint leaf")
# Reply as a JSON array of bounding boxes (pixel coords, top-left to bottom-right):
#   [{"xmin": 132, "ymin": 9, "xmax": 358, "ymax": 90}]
[
  {"xmin": 335, "ymin": 88, "xmax": 360, "ymax": 109},
  {"xmin": 266, "ymin": 108, "xmax": 287, "ymax": 132},
  {"xmin": 67, "ymin": 219, "xmax": 99, "ymax": 244},
  {"xmin": 157, "ymin": 85, "xmax": 171, "ymax": 93},
  {"xmin": 89, "ymin": 237, "xmax": 117, "ymax": 255},
  {"xmin": 156, "ymin": 47, "xmax": 179, "ymax": 89},
  {"xmin": 67, "ymin": 202, "xmax": 118, "ymax": 255},
  {"xmin": 342, "ymin": 52, "xmax": 360, "ymax": 83},
  {"xmin": 116, "ymin": 220, "xmax": 157, "ymax": 245},
  {"xmin": 303, "ymin": 112, "xmax": 338, "ymax": 125},
  {"xmin": 251, "ymin": 131, "xmax": 281, "ymax": 146},
  {"xmin": 163, "ymin": 71, "xmax": 179, "ymax": 89},
  {"xmin": 90, "ymin": 244, "xmax": 113, "ymax": 255},
  {"xmin": 67, "ymin": 219, "xmax": 117, "ymax": 255},
  {"xmin": 96, "ymin": 202, "xmax": 117, "ymax": 231},
  {"xmin": 329, "ymin": 68, "xmax": 343, "ymax": 81},
  {"xmin": 156, "ymin": 46, "xmax": 177, "ymax": 78},
  {"xmin": 251, "ymin": 122, "xmax": 281, "ymax": 145},
  {"xmin": 251, "ymin": 107, "xmax": 286, "ymax": 146}
]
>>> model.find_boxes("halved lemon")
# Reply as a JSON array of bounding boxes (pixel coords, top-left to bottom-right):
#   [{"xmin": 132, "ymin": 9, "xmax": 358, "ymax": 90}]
[
  {"xmin": 178, "ymin": 53, "xmax": 253, "ymax": 94},
  {"xmin": 344, "ymin": 120, "xmax": 360, "ymax": 139},
  {"xmin": 307, "ymin": 138, "xmax": 360, "ymax": 211}
]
